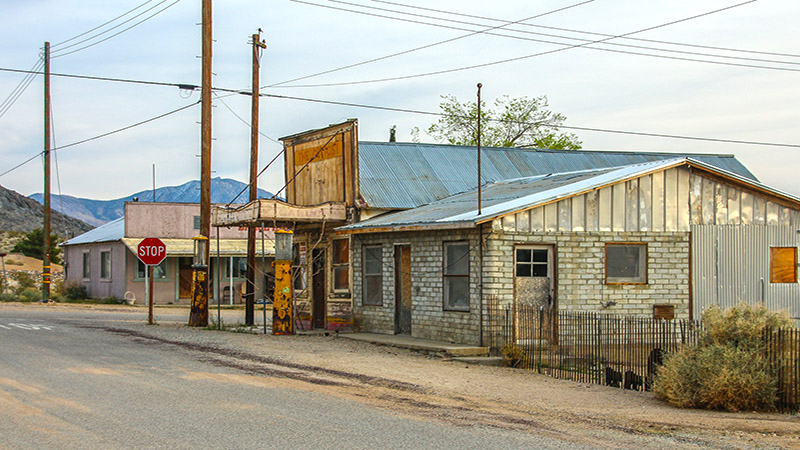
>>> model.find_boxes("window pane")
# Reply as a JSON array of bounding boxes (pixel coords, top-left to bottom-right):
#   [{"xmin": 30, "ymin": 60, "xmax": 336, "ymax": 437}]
[
  {"xmin": 445, "ymin": 243, "xmax": 469, "ymax": 275},
  {"xmin": 82, "ymin": 253, "xmax": 90, "ymax": 278},
  {"xmin": 606, "ymin": 244, "xmax": 646, "ymax": 283},
  {"xmin": 516, "ymin": 249, "xmax": 531, "ymax": 263},
  {"xmin": 532, "ymin": 264, "xmax": 548, "ymax": 277},
  {"xmin": 138, "ymin": 260, "xmax": 167, "ymax": 279},
  {"xmin": 532, "ymin": 249, "xmax": 548, "ymax": 263},
  {"xmin": 334, "ymin": 266, "xmax": 349, "ymax": 290},
  {"xmin": 364, "ymin": 275, "xmax": 382, "ymax": 305},
  {"xmin": 516, "ymin": 263, "xmax": 532, "ymax": 277},
  {"xmin": 100, "ymin": 251, "xmax": 111, "ymax": 279},
  {"xmin": 771, "ymin": 247, "xmax": 797, "ymax": 283},
  {"xmin": 445, "ymin": 277, "xmax": 469, "ymax": 310},
  {"xmin": 333, "ymin": 239, "xmax": 349, "ymax": 264},
  {"xmin": 364, "ymin": 247, "xmax": 382, "ymax": 275}
]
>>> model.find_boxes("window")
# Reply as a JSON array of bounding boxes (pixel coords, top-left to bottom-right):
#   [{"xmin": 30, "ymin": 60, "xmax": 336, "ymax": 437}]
[
  {"xmin": 223, "ymin": 257, "xmax": 247, "ymax": 279},
  {"xmin": 100, "ymin": 250, "xmax": 112, "ymax": 280},
  {"xmin": 332, "ymin": 238, "xmax": 350, "ymax": 291},
  {"xmin": 362, "ymin": 245, "xmax": 383, "ymax": 306},
  {"xmin": 193, "ymin": 215, "xmax": 201, "ymax": 230},
  {"xmin": 292, "ymin": 244, "xmax": 307, "ymax": 292},
  {"xmin": 443, "ymin": 241, "xmax": 470, "ymax": 311},
  {"xmin": 136, "ymin": 260, "xmax": 168, "ymax": 280},
  {"xmin": 770, "ymin": 247, "xmax": 797, "ymax": 283},
  {"xmin": 82, "ymin": 252, "xmax": 91, "ymax": 279},
  {"xmin": 605, "ymin": 243, "xmax": 647, "ymax": 284},
  {"xmin": 516, "ymin": 248, "xmax": 548, "ymax": 277}
]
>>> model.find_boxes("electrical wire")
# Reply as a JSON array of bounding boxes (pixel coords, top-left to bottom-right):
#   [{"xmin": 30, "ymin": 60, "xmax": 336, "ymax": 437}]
[
  {"xmin": 0, "ymin": 100, "xmax": 200, "ymax": 179},
  {"xmin": 213, "ymin": 93, "xmax": 281, "ymax": 144},
  {"xmin": 224, "ymin": 148, "xmax": 286, "ymax": 207},
  {"xmin": 271, "ymin": 129, "xmax": 349, "ymax": 200},
  {"xmin": 52, "ymin": 0, "xmax": 159, "ymax": 48},
  {"xmin": 0, "ymin": 59, "xmax": 44, "ymax": 120},
  {"xmin": 52, "ymin": 0, "xmax": 183, "ymax": 59},
  {"xmin": 321, "ymin": 0, "xmax": 800, "ymax": 68},
  {"xmin": 269, "ymin": 0, "xmax": 594, "ymax": 87},
  {"xmin": 370, "ymin": 0, "xmax": 800, "ymax": 59},
  {"xmin": 283, "ymin": 0, "xmax": 796, "ymax": 88}
]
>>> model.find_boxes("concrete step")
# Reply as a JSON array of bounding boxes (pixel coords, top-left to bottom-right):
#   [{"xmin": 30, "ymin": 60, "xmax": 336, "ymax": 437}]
[{"xmin": 451, "ymin": 356, "xmax": 504, "ymax": 366}]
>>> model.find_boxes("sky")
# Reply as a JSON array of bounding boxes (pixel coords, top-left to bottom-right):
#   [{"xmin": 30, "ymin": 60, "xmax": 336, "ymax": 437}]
[{"xmin": 1, "ymin": 0, "xmax": 798, "ymax": 201}]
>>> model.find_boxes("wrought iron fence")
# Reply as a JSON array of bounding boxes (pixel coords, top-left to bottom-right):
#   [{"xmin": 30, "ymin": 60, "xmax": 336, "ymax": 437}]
[{"xmin": 486, "ymin": 298, "xmax": 800, "ymax": 412}]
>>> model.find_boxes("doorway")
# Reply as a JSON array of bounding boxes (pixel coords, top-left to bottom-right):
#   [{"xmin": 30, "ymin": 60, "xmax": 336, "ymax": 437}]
[
  {"xmin": 394, "ymin": 245, "xmax": 412, "ymax": 335},
  {"xmin": 514, "ymin": 245, "xmax": 555, "ymax": 340},
  {"xmin": 312, "ymin": 249, "xmax": 326, "ymax": 329},
  {"xmin": 178, "ymin": 257, "xmax": 193, "ymax": 299}
]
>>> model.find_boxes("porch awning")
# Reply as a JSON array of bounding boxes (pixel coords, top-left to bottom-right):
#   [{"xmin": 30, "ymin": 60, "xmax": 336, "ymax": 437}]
[
  {"xmin": 121, "ymin": 238, "xmax": 274, "ymax": 257},
  {"xmin": 212, "ymin": 199, "xmax": 348, "ymax": 227}
]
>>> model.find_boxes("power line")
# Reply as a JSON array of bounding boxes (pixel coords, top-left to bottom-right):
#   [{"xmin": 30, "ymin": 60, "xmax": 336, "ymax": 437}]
[
  {"xmin": 0, "ymin": 101, "xmax": 200, "ymax": 179},
  {"xmin": 370, "ymin": 0, "xmax": 800, "ymax": 59},
  {"xmin": 0, "ymin": 59, "xmax": 43, "ymax": 120},
  {"xmin": 283, "ymin": 1, "xmax": 796, "ymax": 88},
  {"xmin": 323, "ymin": 0, "xmax": 800, "ymax": 68},
  {"xmin": 213, "ymin": 93, "xmax": 281, "ymax": 144},
  {"xmin": 52, "ymin": 0, "xmax": 159, "ymax": 48},
  {"xmin": 268, "ymin": 0, "xmax": 594, "ymax": 87},
  {"xmin": 52, "ymin": 0, "xmax": 183, "ymax": 59}
]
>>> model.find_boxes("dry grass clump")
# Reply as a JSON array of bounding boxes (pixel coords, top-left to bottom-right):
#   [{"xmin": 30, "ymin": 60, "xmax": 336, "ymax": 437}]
[{"xmin": 653, "ymin": 302, "xmax": 792, "ymax": 412}]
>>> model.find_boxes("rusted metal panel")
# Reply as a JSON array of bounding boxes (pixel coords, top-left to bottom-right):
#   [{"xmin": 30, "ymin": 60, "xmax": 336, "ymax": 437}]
[{"xmin": 640, "ymin": 174, "xmax": 652, "ymax": 231}]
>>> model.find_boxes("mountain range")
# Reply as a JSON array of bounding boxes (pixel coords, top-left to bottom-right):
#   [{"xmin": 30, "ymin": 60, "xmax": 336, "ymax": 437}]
[
  {"xmin": 0, "ymin": 184, "xmax": 93, "ymax": 237},
  {"xmin": 29, "ymin": 177, "xmax": 272, "ymax": 227}
]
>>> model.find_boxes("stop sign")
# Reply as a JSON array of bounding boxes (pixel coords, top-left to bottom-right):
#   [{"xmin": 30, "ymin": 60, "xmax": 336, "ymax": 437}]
[{"xmin": 137, "ymin": 237, "xmax": 167, "ymax": 265}]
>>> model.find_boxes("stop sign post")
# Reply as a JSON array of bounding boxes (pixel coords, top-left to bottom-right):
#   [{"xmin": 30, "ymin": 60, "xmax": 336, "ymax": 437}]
[{"xmin": 138, "ymin": 238, "xmax": 166, "ymax": 324}]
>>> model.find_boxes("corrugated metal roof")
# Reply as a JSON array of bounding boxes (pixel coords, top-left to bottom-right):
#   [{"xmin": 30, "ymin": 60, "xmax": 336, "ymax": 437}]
[
  {"xmin": 61, "ymin": 217, "xmax": 124, "ymax": 245},
  {"xmin": 339, "ymin": 158, "xmax": 799, "ymax": 233},
  {"xmin": 357, "ymin": 142, "xmax": 757, "ymax": 209}
]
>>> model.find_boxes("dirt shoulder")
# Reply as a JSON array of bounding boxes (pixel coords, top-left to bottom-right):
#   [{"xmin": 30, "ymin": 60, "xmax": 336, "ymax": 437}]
[{"xmin": 6, "ymin": 302, "xmax": 800, "ymax": 449}]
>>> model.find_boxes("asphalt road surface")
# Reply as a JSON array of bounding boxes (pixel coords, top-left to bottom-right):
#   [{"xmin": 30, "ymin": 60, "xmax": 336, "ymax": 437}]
[{"xmin": 0, "ymin": 307, "xmax": 592, "ymax": 450}]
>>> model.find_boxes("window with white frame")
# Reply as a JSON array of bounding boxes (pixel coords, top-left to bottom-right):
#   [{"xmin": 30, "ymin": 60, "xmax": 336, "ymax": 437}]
[
  {"xmin": 136, "ymin": 260, "xmax": 168, "ymax": 279},
  {"xmin": 223, "ymin": 257, "xmax": 247, "ymax": 279},
  {"xmin": 82, "ymin": 252, "xmax": 91, "ymax": 279},
  {"xmin": 605, "ymin": 243, "xmax": 647, "ymax": 284},
  {"xmin": 100, "ymin": 250, "xmax": 112, "ymax": 280},
  {"xmin": 443, "ymin": 241, "xmax": 470, "ymax": 311},
  {"xmin": 362, "ymin": 245, "xmax": 382, "ymax": 306}
]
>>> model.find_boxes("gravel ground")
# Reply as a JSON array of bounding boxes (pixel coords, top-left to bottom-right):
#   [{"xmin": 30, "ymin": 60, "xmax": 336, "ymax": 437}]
[{"xmin": 6, "ymin": 302, "xmax": 800, "ymax": 449}]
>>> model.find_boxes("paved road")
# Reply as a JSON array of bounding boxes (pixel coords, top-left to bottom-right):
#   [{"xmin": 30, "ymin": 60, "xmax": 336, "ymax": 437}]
[{"xmin": 0, "ymin": 308, "xmax": 591, "ymax": 449}]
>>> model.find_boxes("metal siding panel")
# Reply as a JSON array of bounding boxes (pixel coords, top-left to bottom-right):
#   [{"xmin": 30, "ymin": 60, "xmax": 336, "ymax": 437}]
[
  {"xmin": 612, "ymin": 183, "xmax": 626, "ymax": 232},
  {"xmin": 780, "ymin": 206, "xmax": 791, "ymax": 226},
  {"xmin": 502, "ymin": 214, "xmax": 516, "ymax": 232},
  {"xmin": 586, "ymin": 190, "xmax": 599, "ymax": 232},
  {"xmin": 599, "ymin": 186, "xmax": 612, "ymax": 232},
  {"xmin": 728, "ymin": 188, "xmax": 741, "ymax": 225},
  {"xmin": 767, "ymin": 202, "xmax": 779, "ymax": 225},
  {"xmin": 558, "ymin": 199, "xmax": 571, "ymax": 232},
  {"xmin": 652, "ymin": 171, "xmax": 664, "ymax": 231},
  {"xmin": 545, "ymin": 202, "xmax": 557, "ymax": 232},
  {"xmin": 702, "ymin": 175, "xmax": 715, "ymax": 225},
  {"xmin": 626, "ymin": 179, "xmax": 639, "ymax": 232},
  {"xmin": 665, "ymin": 168, "xmax": 678, "ymax": 231},
  {"xmin": 532, "ymin": 207, "xmax": 544, "ymax": 232},
  {"xmin": 690, "ymin": 173, "xmax": 703, "ymax": 225},
  {"xmin": 715, "ymin": 183, "xmax": 728, "ymax": 225},
  {"xmin": 516, "ymin": 210, "xmax": 530, "ymax": 233},
  {"xmin": 640, "ymin": 175, "xmax": 652, "ymax": 231},
  {"xmin": 572, "ymin": 194, "xmax": 585, "ymax": 231},
  {"xmin": 741, "ymin": 192, "xmax": 753, "ymax": 225}
]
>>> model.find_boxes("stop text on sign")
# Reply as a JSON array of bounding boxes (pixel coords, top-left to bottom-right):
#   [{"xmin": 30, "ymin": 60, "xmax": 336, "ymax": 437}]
[
  {"xmin": 137, "ymin": 237, "xmax": 167, "ymax": 265},
  {"xmin": 139, "ymin": 246, "xmax": 164, "ymax": 257}
]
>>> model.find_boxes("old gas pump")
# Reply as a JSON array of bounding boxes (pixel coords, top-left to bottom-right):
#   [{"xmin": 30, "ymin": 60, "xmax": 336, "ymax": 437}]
[{"xmin": 272, "ymin": 230, "xmax": 293, "ymax": 335}]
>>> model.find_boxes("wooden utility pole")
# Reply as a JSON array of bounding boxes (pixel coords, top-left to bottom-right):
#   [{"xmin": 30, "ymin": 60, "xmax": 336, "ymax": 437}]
[
  {"xmin": 245, "ymin": 31, "xmax": 266, "ymax": 326},
  {"xmin": 477, "ymin": 82, "xmax": 482, "ymax": 216},
  {"xmin": 42, "ymin": 42, "xmax": 51, "ymax": 302},
  {"xmin": 189, "ymin": 0, "xmax": 212, "ymax": 327}
]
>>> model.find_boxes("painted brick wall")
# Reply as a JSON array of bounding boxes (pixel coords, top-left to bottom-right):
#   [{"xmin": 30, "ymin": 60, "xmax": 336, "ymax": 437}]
[{"xmin": 352, "ymin": 229, "xmax": 483, "ymax": 345}]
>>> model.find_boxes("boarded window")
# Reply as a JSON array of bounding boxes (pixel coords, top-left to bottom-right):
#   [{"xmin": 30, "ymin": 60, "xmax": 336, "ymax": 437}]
[
  {"xmin": 332, "ymin": 238, "xmax": 350, "ymax": 291},
  {"xmin": 363, "ymin": 246, "xmax": 383, "ymax": 306},
  {"xmin": 137, "ymin": 260, "xmax": 168, "ymax": 279},
  {"xmin": 770, "ymin": 247, "xmax": 797, "ymax": 283},
  {"xmin": 82, "ymin": 252, "xmax": 91, "ymax": 279},
  {"xmin": 444, "ymin": 242, "xmax": 469, "ymax": 311},
  {"xmin": 516, "ymin": 248, "xmax": 548, "ymax": 277},
  {"xmin": 100, "ymin": 250, "xmax": 112, "ymax": 280},
  {"xmin": 606, "ymin": 243, "xmax": 647, "ymax": 284}
]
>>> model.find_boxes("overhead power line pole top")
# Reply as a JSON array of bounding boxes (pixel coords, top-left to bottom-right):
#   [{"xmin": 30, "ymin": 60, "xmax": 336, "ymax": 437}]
[{"xmin": 189, "ymin": 0, "xmax": 212, "ymax": 327}]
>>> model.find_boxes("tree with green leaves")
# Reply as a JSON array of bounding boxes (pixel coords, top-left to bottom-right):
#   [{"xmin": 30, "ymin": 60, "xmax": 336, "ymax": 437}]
[
  {"xmin": 427, "ymin": 94, "xmax": 582, "ymax": 150},
  {"xmin": 12, "ymin": 228, "xmax": 61, "ymax": 264}
]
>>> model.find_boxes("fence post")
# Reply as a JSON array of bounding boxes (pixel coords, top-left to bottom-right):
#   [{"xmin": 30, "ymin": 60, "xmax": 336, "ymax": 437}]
[{"xmin": 538, "ymin": 306, "xmax": 543, "ymax": 374}]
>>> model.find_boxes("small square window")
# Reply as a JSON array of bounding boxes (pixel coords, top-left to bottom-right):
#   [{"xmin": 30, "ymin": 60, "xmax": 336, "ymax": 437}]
[
  {"xmin": 770, "ymin": 247, "xmax": 797, "ymax": 284},
  {"xmin": 605, "ymin": 243, "xmax": 647, "ymax": 284},
  {"xmin": 516, "ymin": 248, "xmax": 548, "ymax": 278}
]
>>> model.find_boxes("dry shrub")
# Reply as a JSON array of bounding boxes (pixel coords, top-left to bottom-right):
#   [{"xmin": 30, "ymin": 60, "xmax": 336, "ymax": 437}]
[
  {"xmin": 654, "ymin": 302, "xmax": 790, "ymax": 412},
  {"xmin": 502, "ymin": 344, "xmax": 524, "ymax": 367}
]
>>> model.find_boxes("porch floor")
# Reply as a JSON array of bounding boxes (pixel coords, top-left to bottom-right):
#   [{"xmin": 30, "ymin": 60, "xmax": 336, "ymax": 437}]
[{"xmin": 340, "ymin": 332, "xmax": 489, "ymax": 357}]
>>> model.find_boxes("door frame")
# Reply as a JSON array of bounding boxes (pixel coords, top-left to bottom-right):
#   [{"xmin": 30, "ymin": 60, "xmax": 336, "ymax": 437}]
[
  {"xmin": 312, "ymin": 248, "xmax": 326, "ymax": 329},
  {"xmin": 394, "ymin": 244, "xmax": 412, "ymax": 335},
  {"xmin": 513, "ymin": 243, "xmax": 557, "ymax": 341}
]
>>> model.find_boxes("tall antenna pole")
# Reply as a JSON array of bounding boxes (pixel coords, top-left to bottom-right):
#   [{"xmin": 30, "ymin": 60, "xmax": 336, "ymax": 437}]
[
  {"xmin": 42, "ymin": 42, "xmax": 51, "ymax": 303},
  {"xmin": 477, "ymin": 82, "xmax": 482, "ymax": 216},
  {"xmin": 152, "ymin": 163, "xmax": 156, "ymax": 202},
  {"xmin": 245, "ymin": 30, "xmax": 266, "ymax": 326},
  {"xmin": 189, "ymin": 0, "xmax": 212, "ymax": 327}
]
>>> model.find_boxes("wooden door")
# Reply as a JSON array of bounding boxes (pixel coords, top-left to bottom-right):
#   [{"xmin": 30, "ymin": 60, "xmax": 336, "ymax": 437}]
[
  {"xmin": 312, "ymin": 249, "xmax": 326, "ymax": 329},
  {"xmin": 394, "ymin": 245, "xmax": 412, "ymax": 335},
  {"xmin": 178, "ymin": 257, "xmax": 193, "ymax": 299}
]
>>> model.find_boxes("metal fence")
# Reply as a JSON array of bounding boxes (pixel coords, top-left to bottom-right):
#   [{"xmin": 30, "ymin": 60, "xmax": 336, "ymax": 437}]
[{"xmin": 486, "ymin": 299, "xmax": 800, "ymax": 412}]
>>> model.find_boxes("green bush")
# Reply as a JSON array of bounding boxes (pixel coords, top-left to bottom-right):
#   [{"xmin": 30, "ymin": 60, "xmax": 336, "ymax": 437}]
[
  {"xmin": 653, "ymin": 302, "xmax": 791, "ymax": 412},
  {"xmin": 63, "ymin": 283, "xmax": 88, "ymax": 300},
  {"xmin": 0, "ymin": 292, "xmax": 17, "ymax": 302},
  {"xmin": 103, "ymin": 297, "xmax": 122, "ymax": 305},
  {"xmin": 18, "ymin": 288, "xmax": 41, "ymax": 303},
  {"xmin": 11, "ymin": 272, "xmax": 37, "ymax": 293}
]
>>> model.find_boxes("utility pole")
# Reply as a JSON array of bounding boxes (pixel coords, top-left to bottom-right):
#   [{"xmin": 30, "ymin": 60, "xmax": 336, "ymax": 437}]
[
  {"xmin": 245, "ymin": 30, "xmax": 266, "ymax": 326},
  {"xmin": 189, "ymin": 0, "xmax": 212, "ymax": 327},
  {"xmin": 477, "ymin": 82, "xmax": 482, "ymax": 216},
  {"xmin": 42, "ymin": 42, "xmax": 51, "ymax": 303}
]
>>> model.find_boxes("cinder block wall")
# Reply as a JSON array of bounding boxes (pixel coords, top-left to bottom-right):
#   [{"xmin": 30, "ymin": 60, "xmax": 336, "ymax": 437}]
[{"xmin": 483, "ymin": 230, "xmax": 691, "ymax": 318}]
